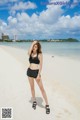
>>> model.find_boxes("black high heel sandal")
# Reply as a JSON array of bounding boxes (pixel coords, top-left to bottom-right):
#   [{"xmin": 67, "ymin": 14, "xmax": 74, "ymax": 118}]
[
  {"xmin": 32, "ymin": 101, "xmax": 37, "ymax": 110},
  {"xmin": 45, "ymin": 105, "xmax": 50, "ymax": 114}
]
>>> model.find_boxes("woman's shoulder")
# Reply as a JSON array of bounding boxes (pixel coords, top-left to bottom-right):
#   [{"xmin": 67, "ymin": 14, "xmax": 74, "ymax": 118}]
[
  {"xmin": 38, "ymin": 52, "xmax": 43, "ymax": 58},
  {"xmin": 38, "ymin": 52, "xmax": 42, "ymax": 55}
]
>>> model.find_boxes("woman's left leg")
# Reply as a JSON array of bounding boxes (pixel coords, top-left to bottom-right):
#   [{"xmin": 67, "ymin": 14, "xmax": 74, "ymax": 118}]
[{"xmin": 35, "ymin": 77, "xmax": 49, "ymax": 105}]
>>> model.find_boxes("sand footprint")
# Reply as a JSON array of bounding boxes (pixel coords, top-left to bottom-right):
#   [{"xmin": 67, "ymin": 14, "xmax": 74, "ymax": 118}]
[
  {"xmin": 56, "ymin": 109, "xmax": 72, "ymax": 120},
  {"xmin": 56, "ymin": 112, "xmax": 63, "ymax": 119},
  {"xmin": 63, "ymin": 108, "xmax": 72, "ymax": 115}
]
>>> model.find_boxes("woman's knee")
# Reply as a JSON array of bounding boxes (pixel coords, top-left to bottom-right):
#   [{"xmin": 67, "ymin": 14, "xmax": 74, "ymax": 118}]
[
  {"xmin": 36, "ymin": 77, "xmax": 40, "ymax": 82},
  {"xmin": 41, "ymin": 87, "xmax": 45, "ymax": 93},
  {"xmin": 39, "ymin": 84, "xmax": 45, "ymax": 93},
  {"xmin": 30, "ymin": 85, "xmax": 35, "ymax": 91},
  {"xmin": 36, "ymin": 79, "xmax": 44, "ymax": 91},
  {"xmin": 29, "ymin": 82, "xmax": 34, "ymax": 91}
]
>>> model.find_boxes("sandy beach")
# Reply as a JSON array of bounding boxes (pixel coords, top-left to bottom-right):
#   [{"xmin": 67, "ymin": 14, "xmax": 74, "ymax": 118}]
[{"xmin": 0, "ymin": 45, "xmax": 80, "ymax": 120}]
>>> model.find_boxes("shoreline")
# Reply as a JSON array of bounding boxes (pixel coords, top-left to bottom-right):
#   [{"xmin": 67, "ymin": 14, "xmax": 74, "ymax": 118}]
[
  {"xmin": 0, "ymin": 45, "xmax": 80, "ymax": 119},
  {"xmin": 0, "ymin": 44, "xmax": 80, "ymax": 62}
]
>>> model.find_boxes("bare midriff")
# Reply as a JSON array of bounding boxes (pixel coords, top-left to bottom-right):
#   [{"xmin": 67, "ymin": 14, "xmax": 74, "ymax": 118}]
[{"xmin": 29, "ymin": 63, "xmax": 39, "ymax": 70}]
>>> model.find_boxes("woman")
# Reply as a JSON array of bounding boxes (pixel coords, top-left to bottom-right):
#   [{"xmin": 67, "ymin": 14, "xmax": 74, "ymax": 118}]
[{"xmin": 26, "ymin": 40, "xmax": 50, "ymax": 114}]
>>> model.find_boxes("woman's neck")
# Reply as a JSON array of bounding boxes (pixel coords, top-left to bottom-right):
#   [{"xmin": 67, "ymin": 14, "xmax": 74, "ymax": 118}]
[{"xmin": 32, "ymin": 51, "xmax": 37, "ymax": 54}]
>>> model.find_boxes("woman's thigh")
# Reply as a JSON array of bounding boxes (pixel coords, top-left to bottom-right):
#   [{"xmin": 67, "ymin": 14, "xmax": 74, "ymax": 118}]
[
  {"xmin": 35, "ymin": 78, "xmax": 44, "ymax": 90},
  {"xmin": 28, "ymin": 77, "xmax": 34, "ymax": 88}
]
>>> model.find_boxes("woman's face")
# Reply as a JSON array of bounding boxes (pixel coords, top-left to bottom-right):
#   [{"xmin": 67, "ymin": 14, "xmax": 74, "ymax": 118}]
[{"xmin": 33, "ymin": 44, "xmax": 38, "ymax": 53}]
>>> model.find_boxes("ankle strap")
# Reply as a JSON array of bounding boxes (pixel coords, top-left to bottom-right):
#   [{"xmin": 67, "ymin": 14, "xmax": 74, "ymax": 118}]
[{"xmin": 46, "ymin": 105, "xmax": 49, "ymax": 107}]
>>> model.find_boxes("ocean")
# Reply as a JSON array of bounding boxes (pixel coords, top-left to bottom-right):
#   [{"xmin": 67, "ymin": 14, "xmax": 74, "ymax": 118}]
[{"xmin": 0, "ymin": 41, "xmax": 80, "ymax": 61}]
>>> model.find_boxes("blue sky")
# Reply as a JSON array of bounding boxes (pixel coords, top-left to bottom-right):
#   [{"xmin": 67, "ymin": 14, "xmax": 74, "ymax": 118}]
[{"xmin": 0, "ymin": 0, "xmax": 80, "ymax": 40}]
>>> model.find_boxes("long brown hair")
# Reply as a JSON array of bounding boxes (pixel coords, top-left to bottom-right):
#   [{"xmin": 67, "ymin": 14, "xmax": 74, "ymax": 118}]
[{"xmin": 31, "ymin": 41, "xmax": 42, "ymax": 54}]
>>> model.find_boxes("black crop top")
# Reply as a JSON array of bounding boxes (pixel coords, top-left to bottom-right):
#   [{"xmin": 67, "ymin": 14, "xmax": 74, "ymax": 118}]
[{"xmin": 29, "ymin": 53, "xmax": 40, "ymax": 64}]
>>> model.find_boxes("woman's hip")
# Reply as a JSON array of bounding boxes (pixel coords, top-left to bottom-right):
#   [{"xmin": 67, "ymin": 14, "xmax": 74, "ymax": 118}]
[{"xmin": 26, "ymin": 67, "xmax": 39, "ymax": 78}]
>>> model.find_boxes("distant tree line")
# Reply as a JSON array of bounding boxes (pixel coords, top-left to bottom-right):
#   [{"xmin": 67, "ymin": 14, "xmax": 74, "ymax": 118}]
[{"xmin": 0, "ymin": 38, "xmax": 79, "ymax": 42}]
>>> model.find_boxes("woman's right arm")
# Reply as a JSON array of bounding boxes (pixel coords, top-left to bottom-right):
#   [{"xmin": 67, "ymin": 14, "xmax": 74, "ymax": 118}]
[{"xmin": 27, "ymin": 41, "xmax": 37, "ymax": 56}]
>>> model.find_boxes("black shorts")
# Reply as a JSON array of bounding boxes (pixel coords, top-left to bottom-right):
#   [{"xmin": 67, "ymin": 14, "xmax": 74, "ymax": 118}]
[{"xmin": 27, "ymin": 67, "xmax": 39, "ymax": 78}]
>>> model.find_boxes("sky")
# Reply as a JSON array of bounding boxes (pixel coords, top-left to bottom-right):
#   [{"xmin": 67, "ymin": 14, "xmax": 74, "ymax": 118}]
[{"xmin": 0, "ymin": 0, "xmax": 80, "ymax": 40}]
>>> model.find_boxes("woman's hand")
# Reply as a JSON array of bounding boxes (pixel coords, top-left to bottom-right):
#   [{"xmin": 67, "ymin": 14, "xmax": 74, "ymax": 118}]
[
  {"xmin": 36, "ymin": 73, "xmax": 41, "ymax": 80},
  {"xmin": 28, "ymin": 40, "xmax": 37, "ymax": 55},
  {"xmin": 32, "ymin": 40, "xmax": 37, "ymax": 45}
]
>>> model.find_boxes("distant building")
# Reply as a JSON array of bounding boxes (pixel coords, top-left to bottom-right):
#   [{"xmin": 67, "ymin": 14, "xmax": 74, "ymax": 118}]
[
  {"xmin": 0, "ymin": 39, "xmax": 3, "ymax": 41},
  {"xmin": 12, "ymin": 39, "xmax": 16, "ymax": 42},
  {"xmin": 2, "ymin": 33, "xmax": 9, "ymax": 41},
  {"xmin": 12, "ymin": 34, "xmax": 17, "ymax": 42}
]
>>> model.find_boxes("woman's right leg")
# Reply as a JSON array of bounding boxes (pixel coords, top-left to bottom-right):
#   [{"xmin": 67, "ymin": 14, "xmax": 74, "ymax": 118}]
[{"xmin": 28, "ymin": 76, "xmax": 36, "ymax": 101}]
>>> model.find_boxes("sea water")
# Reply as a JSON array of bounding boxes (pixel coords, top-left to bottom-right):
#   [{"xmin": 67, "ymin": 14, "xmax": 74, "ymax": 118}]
[{"xmin": 0, "ymin": 41, "xmax": 80, "ymax": 61}]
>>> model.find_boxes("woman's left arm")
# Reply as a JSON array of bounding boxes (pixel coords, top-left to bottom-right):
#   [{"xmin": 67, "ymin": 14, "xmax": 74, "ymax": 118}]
[{"xmin": 38, "ymin": 53, "xmax": 43, "ymax": 76}]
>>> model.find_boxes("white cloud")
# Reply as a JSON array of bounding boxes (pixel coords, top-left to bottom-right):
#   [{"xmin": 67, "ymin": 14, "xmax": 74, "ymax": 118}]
[
  {"xmin": 8, "ymin": 16, "xmax": 17, "ymax": 25},
  {"xmin": 9, "ymin": 1, "xmax": 37, "ymax": 16},
  {"xmin": 0, "ymin": 3, "xmax": 80, "ymax": 39},
  {"xmin": 39, "ymin": 5, "xmax": 63, "ymax": 24},
  {"xmin": 56, "ymin": 15, "xmax": 80, "ymax": 30},
  {"xmin": 0, "ymin": 20, "xmax": 7, "ymax": 36},
  {"xmin": 70, "ymin": 0, "xmax": 79, "ymax": 8},
  {"xmin": 0, "ymin": 1, "xmax": 37, "ymax": 16},
  {"xmin": 11, "ymin": 1, "xmax": 37, "ymax": 11},
  {"xmin": 0, "ymin": 0, "xmax": 18, "ymax": 4},
  {"xmin": 0, "ymin": 20, "xmax": 7, "ymax": 27}
]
